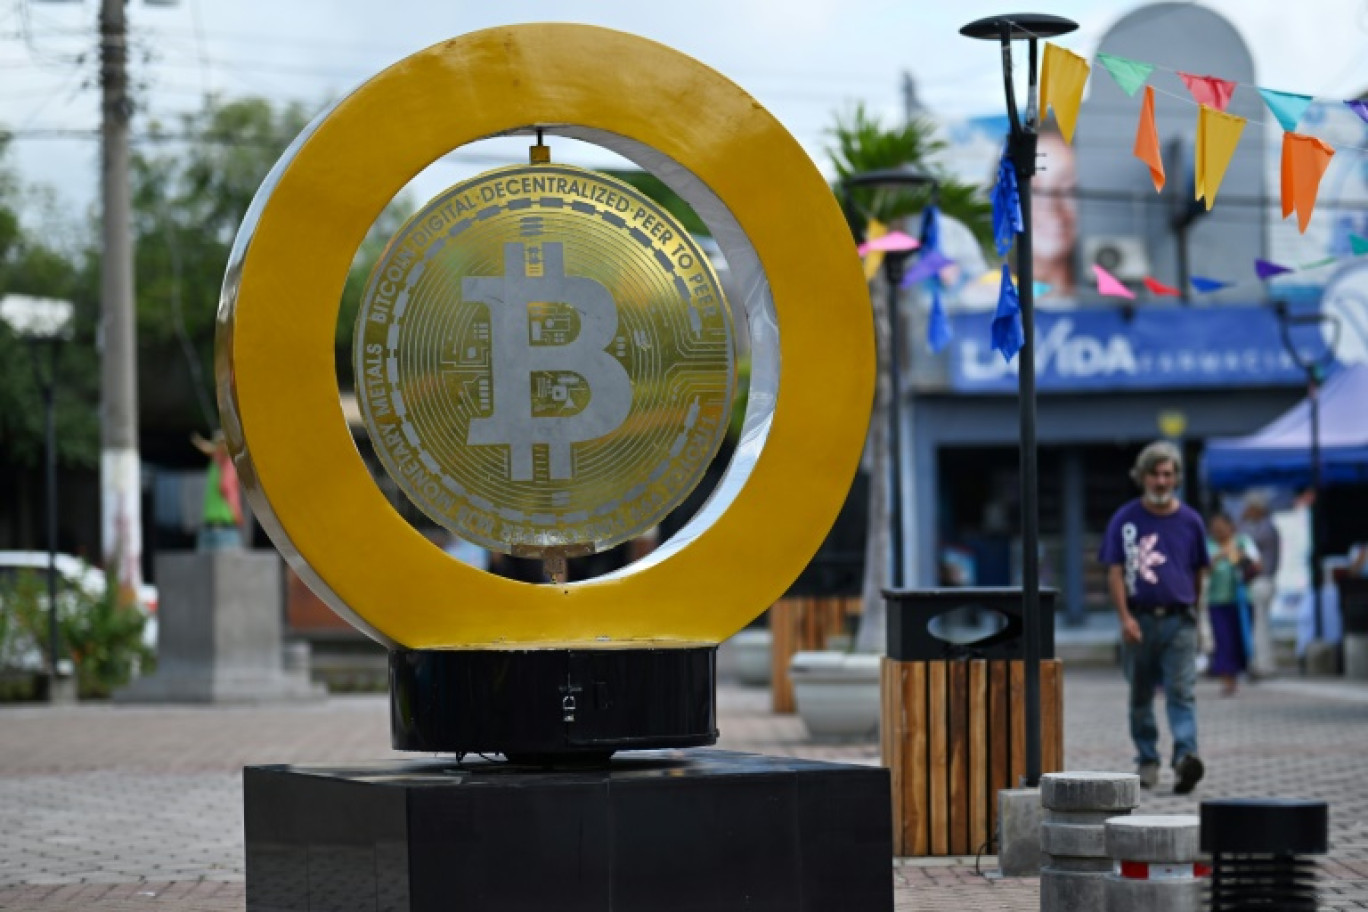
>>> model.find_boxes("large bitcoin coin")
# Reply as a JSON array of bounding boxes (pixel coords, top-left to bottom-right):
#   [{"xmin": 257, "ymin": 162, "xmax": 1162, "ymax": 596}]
[{"xmin": 354, "ymin": 163, "xmax": 735, "ymax": 557}]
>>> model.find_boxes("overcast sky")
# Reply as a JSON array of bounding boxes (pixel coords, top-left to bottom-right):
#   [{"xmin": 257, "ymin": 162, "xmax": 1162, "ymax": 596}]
[{"xmin": 3, "ymin": 0, "xmax": 1368, "ymax": 226}]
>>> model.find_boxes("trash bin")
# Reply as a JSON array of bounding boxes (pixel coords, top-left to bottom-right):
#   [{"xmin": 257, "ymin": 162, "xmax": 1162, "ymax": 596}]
[{"xmin": 881, "ymin": 588, "xmax": 1062, "ymax": 857}]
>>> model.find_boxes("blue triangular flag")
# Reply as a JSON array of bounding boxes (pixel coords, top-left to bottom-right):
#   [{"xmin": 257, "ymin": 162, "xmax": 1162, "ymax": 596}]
[
  {"xmin": 927, "ymin": 295, "xmax": 952, "ymax": 353},
  {"xmin": 990, "ymin": 264, "xmax": 1024, "ymax": 362},
  {"xmin": 1191, "ymin": 276, "xmax": 1232, "ymax": 293},
  {"xmin": 1258, "ymin": 88, "xmax": 1314, "ymax": 132},
  {"xmin": 1346, "ymin": 99, "xmax": 1368, "ymax": 126},
  {"xmin": 1254, "ymin": 258, "xmax": 1294, "ymax": 280},
  {"xmin": 920, "ymin": 202, "xmax": 941, "ymax": 252},
  {"xmin": 991, "ymin": 146, "xmax": 1023, "ymax": 257},
  {"xmin": 916, "ymin": 204, "xmax": 953, "ymax": 353}
]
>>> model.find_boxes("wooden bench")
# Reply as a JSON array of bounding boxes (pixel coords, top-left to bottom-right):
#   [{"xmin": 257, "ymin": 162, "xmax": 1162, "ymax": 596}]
[{"xmin": 768, "ymin": 595, "xmax": 863, "ymax": 713}]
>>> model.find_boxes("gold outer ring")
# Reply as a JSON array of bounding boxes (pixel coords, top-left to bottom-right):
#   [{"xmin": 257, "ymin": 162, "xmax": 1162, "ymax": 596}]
[{"xmin": 218, "ymin": 24, "xmax": 873, "ymax": 649}]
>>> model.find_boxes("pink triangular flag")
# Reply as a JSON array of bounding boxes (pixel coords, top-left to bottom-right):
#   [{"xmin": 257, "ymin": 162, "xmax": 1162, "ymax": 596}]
[
  {"xmin": 1093, "ymin": 264, "xmax": 1136, "ymax": 299},
  {"xmin": 857, "ymin": 231, "xmax": 920, "ymax": 255},
  {"xmin": 1179, "ymin": 72, "xmax": 1236, "ymax": 112}
]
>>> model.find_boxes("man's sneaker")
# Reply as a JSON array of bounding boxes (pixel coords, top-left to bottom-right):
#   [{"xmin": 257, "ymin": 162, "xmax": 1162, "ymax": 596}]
[
  {"xmin": 1173, "ymin": 754, "xmax": 1205, "ymax": 795},
  {"xmin": 1137, "ymin": 761, "xmax": 1160, "ymax": 790}
]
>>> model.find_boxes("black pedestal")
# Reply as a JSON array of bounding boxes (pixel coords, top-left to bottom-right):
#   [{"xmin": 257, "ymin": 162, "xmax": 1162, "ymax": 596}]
[
  {"xmin": 389, "ymin": 647, "xmax": 718, "ymax": 760},
  {"xmin": 245, "ymin": 750, "xmax": 892, "ymax": 912}
]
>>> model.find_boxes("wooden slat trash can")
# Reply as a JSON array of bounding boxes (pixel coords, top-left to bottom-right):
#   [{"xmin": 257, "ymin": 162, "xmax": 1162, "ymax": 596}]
[
  {"xmin": 769, "ymin": 595, "xmax": 862, "ymax": 713},
  {"xmin": 880, "ymin": 588, "xmax": 1064, "ymax": 857}
]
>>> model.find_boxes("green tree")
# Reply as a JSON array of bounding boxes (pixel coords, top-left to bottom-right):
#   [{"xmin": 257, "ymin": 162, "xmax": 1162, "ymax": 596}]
[
  {"xmin": 0, "ymin": 132, "xmax": 98, "ymax": 469},
  {"xmin": 825, "ymin": 105, "xmax": 990, "ymax": 654},
  {"xmin": 132, "ymin": 96, "xmax": 413, "ymax": 427},
  {"xmin": 829, "ymin": 103, "xmax": 991, "ymax": 243}
]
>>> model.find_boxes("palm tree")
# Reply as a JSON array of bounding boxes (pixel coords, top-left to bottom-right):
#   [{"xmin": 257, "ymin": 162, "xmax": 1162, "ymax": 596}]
[{"xmin": 827, "ymin": 105, "xmax": 989, "ymax": 654}]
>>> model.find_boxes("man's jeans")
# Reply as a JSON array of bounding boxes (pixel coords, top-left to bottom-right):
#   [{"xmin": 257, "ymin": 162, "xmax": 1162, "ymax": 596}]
[{"xmin": 1122, "ymin": 612, "xmax": 1199, "ymax": 767}]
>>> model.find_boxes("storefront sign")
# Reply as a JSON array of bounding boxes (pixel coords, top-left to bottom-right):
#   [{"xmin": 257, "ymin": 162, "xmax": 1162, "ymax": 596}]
[{"xmin": 949, "ymin": 305, "xmax": 1306, "ymax": 392}]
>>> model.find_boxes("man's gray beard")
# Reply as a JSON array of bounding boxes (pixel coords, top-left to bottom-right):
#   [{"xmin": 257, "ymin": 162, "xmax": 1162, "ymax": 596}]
[{"xmin": 1144, "ymin": 491, "xmax": 1175, "ymax": 507}]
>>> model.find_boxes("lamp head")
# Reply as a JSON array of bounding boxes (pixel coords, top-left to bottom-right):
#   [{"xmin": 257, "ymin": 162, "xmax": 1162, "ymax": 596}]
[{"xmin": 959, "ymin": 13, "xmax": 1078, "ymax": 41}]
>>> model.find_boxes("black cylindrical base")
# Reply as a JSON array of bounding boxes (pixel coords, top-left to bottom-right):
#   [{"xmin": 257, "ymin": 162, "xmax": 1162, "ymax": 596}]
[
  {"xmin": 390, "ymin": 647, "xmax": 717, "ymax": 761},
  {"xmin": 1201, "ymin": 798, "xmax": 1328, "ymax": 912}
]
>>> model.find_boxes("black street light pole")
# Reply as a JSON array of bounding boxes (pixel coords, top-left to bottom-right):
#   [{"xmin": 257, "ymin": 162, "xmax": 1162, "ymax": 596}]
[
  {"xmin": 40, "ymin": 339, "xmax": 61, "ymax": 679},
  {"xmin": 960, "ymin": 12, "xmax": 1077, "ymax": 788},
  {"xmin": 1276, "ymin": 304, "xmax": 1340, "ymax": 643},
  {"xmin": 843, "ymin": 168, "xmax": 940, "ymax": 591}
]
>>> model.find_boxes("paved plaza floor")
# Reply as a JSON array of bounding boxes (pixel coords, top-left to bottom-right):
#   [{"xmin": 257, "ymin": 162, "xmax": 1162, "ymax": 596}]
[{"xmin": 1, "ymin": 666, "xmax": 1367, "ymax": 910}]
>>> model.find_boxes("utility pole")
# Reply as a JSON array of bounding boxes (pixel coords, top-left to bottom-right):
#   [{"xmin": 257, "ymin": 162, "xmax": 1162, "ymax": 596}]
[{"xmin": 99, "ymin": 0, "xmax": 143, "ymax": 600}]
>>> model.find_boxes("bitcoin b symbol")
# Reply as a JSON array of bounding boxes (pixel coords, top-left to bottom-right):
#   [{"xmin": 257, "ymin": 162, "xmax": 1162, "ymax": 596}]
[
  {"xmin": 354, "ymin": 164, "xmax": 734, "ymax": 556},
  {"xmin": 464, "ymin": 242, "xmax": 632, "ymax": 481}
]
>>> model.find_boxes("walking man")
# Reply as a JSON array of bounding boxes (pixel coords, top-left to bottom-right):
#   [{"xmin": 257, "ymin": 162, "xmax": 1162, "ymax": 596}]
[{"xmin": 1100, "ymin": 441, "xmax": 1209, "ymax": 794}]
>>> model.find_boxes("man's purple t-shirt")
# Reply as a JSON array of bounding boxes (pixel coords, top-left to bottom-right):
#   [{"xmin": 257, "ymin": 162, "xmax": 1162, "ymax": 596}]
[{"xmin": 1098, "ymin": 499, "xmax": 1209, "ymax": 607}]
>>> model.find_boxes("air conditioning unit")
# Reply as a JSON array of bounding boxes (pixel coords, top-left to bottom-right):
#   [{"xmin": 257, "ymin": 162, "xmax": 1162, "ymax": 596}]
[{"xmin": 1082, "ymin": 236, "xmax": 1150, "ymax": 282}]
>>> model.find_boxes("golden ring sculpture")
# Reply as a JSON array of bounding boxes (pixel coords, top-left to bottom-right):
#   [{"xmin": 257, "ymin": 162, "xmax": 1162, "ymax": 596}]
[{"xmin": 218, "ymin": 23, "xmax": 873, "ymax": 649}]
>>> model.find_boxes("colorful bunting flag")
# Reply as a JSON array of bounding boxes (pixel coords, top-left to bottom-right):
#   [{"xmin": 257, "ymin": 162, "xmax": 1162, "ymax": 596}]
[
  {"xmin": 1258, "ymin": 88, "xmax": 1314, "ymax": 133},
  {"xmin": 1097, "ymin": 52, "xmax": 1152, "ymax": 97},
  {"xmin": 928, "ymin": 297, "xmax": 952, "ymax": 354},
  {"xmin": 1300, "ymin": 257, "xmax": 1339, "ymax": 270},
  {"xmin": 862, "ymin": 218, "xmax": 886, "ymax": 282},
  {"xmin": 991, "ymin": 264, "xmax": 1024, "ymax": 363},
  {"xmin": 902, "ymin": 249, "xmax": 953, "ymax": 287},
  {"xmin": 1350, "ymin": 233, "xmax": 1368, "ymax": 256},
  {"xmin": 1133, "ymin": 85, "xmax": 1165, "ymax": 192},
  {"xmin": 1191, "ymin": 276, "xmax": 1232, "ymax": 293},
  {"xmin": 1179, "ymin": 72, "xmax": 1236, "ymax": 111},
  {"xmin": 1254, "ymin": 258, "xmax": 1294, "ymax": 280},
  {"xmin": 1093, "ymin": 264, "xmax": 1135, "ymax": 299},
  {"xmin": 1195, "ymin": 104, "xmax": 1246, "ymax": 210},
  {"xmin": 857, "ymin": 231, "xmax": 919, "ymax": 255},
  {"xmin": 1281, "ymin": 131, "xmax": 1335, "ymax": 233},
  {"xmin": 916, "ymin": 205, "xmax": 953, "ymax": 354},
  {"xmin": 991, "ymin": 147, "xmax": 1023, "ymax": 257},
  {"xmin": 1143, "ymin": 277, "xmax": 1181, "ymax": 296},
  {"xmin": 1346, "ymin": 100, "xmax": 1368, "ymax": 126},
  {"xmin": 1040, "ymin": 43, "xmax": 1090, "ymax": 144}
]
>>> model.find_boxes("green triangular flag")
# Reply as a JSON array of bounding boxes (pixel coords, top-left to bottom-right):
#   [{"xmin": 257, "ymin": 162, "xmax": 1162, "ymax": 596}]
[
  {"xmin": 1097, "ymin": 52, "xmax": 1154, "ymax": 97},
  {"xmin": 1352, "ymin": 233, "xmax": 1368, "ymax": 255},
  {"xmin": 1300, "ymin": 256, "xmax": 1339, "ymax": 269}
]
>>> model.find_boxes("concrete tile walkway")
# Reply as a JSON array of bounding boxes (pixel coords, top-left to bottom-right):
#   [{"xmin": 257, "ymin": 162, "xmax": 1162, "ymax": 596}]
[{"xmin": 1, "ymin": 667, "xmax": 1366, "ymax": 909}]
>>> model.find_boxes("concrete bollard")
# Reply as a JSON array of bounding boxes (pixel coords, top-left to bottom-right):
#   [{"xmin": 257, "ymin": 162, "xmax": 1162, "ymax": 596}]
[
  {"xmin": 1104, "ymin": 815, "xmax": 1205, "ymax": 912},
  {"xmin": 1039, "ymin": 772, "xmax": 1140, "ymax": 912}
]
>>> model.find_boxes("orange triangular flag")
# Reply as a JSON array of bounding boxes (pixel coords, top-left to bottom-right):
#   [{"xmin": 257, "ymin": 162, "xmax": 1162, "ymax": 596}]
[
  {"xmin": 1195, "ymin": 104, "xmax": 1246, "ymax": 210},
  {"xmin": 1133, "ymin": 85, "xmax": 1165, "ymax": 192},
  {"xmin": 1040, "ymin": 43, "xmax": 1090, "ymax": 144},
  {"xmin": 1281, "ymin": 132, "xmax": 1335, "ymax": 234}
]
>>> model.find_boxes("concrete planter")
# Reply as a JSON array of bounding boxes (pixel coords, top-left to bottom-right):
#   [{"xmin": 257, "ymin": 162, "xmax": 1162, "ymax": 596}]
[
  {"xmin": 789, "ymin": 650, "xmax": 881, "ymax": 742},
  {"xmin": 728, "ymin": 629, "xmax": 773, "ymax": 687}
]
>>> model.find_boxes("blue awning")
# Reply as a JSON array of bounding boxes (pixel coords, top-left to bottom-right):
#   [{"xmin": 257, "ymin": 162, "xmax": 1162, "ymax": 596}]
[{"xmin": 1202, "ymin": 363, "xmax": 1368, "ymax": 489}]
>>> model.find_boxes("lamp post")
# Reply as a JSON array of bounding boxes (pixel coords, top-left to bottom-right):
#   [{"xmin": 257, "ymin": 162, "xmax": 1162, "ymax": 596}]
[
  {"xmin": 842, "ymin": 167, "xmax": 939, "ymax": 592},
  {"xmin": 960, "ymin": 12, "xmax": 1078, "ymax": 789},
  {"xmin": 35, "ymin": 0, "xmax": 182, "ymax": 605},
  {"xmin": 1276, "ymin": 304, "xmax": 1340, "ymax": 644},
  {"xmin": 0, "ymin": 295, "xmax": 75, "ymax": 701}
]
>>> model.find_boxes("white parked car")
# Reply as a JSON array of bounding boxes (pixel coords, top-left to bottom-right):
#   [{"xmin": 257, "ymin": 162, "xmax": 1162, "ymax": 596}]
[{"xmin": 0, "ymin": 551, "xmax": 158, "ymax": 671}]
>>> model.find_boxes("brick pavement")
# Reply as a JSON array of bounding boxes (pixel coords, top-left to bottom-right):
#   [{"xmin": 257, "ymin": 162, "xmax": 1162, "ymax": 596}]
[{"xmin": 0, "ymin": 668, "xmax": 1366, "ymax": 910}]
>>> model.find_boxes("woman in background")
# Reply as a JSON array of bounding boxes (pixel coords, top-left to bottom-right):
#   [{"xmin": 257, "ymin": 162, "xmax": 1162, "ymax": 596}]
[{"xmin": 1206, "ymin": 512, "xmax": 1261, "ymax": 696}]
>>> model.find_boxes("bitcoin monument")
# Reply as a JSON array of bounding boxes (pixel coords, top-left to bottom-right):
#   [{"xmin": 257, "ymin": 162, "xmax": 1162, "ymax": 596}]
[{"xmin": 227, "ymin": 24, "xmax": 885, "ymax": 911}]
